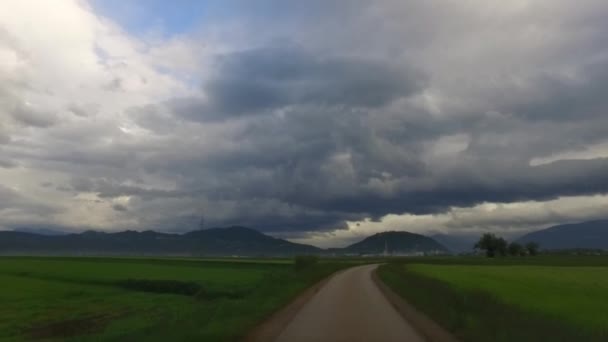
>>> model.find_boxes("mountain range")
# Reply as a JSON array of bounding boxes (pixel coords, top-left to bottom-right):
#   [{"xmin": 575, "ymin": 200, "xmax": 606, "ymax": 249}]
[
  {"xmin": 517, "ymin": 220, "xmax": 608, "ymax": 250},
  {"xmin": 0, "ymin": 226, "xmax": 448, "ymax": 257},
  {"xmin": 4, "ymin": 219, "xmax": 604, "ymax": 256}
]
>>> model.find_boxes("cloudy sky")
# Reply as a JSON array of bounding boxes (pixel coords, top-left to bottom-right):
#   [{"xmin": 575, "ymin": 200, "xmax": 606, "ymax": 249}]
[{"xmin": 2, "ymin": 0, "xmax": 608, "ymax": 247}]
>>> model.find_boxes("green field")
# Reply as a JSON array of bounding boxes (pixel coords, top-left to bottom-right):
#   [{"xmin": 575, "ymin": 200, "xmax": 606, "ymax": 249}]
[
  {"xmin": 7, "ymin": 255, "xmax": 606, "ymax": 341},
  {"xmin": 0, "ymin": 256, "xmax": 344, "ymax": 341},
  {"xmin": 409, "ymin": 264, "xmax": 608, "ymax": 331},
  {"xmin": 379, "ymin": 256, "xmax": 608, "ymax": 342}
]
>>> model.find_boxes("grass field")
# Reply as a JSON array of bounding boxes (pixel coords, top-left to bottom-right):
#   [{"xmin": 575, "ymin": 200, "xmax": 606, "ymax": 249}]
[
  {"xmin": 378, "ymin": 256, "xmax": 608, "ymax": 342},
  {"xmin": 0, "ymin": 256, "xmax": 345, "ymax": 341}
]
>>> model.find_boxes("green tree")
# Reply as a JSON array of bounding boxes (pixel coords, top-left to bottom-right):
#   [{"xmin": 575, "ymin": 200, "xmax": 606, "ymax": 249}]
[
  {"xmin": 508, "ymin": 242, "xmax": 524, "ymax": 256},
  {"xmin": 474, "ymin": 233, "xmax": 508, "ymax": 258},
  {"xmin": 525, "ymin": 241, "xmax": 540, "ymax": 256},
  {"xmin": 496, "ymin": 237, "xmax": 508, "ymax": 256}
]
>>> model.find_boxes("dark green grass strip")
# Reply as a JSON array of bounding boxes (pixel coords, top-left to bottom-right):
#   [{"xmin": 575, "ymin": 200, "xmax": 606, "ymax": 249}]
[
  {"xmin": 378, "ymin": 263, "xmax": 607, "ymax": 342},
  {"xmin": 116, "ymin": 279, "xmax": 202, "ymax": 296}
]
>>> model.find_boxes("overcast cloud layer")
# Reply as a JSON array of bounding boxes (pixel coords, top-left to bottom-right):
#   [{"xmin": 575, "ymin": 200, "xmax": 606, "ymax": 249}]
[{"xmin": 2, "ymin": 0, "xmax": 608, "ymax": 246}]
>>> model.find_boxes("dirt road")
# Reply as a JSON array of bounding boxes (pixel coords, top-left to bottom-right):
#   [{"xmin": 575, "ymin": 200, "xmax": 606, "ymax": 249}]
[{"xmin": 275, "ymin": 264, "xmax": 425, "ymax": 342}]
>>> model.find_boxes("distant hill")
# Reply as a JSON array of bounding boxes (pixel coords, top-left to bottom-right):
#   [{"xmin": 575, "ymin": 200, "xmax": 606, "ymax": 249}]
[
  {"xmin": 0, "ymin": 226, "xmax": 320, "ymax": 256},
  {"xmin": 517, "ymin": 220, "xmax": 608, "ymax": 250},
  {"xmin": 343, "ymin": 231, "xmax": 448, "ymax": 255},
  {"xmin": 430, "ymin": 233, "xmax": 477, "ymax": 253},
  {"xmin": 0, "ymin": 226, "xmax": 450, "ymax": 256},
  {"xmin": 12, "ymin": 227, "xmax": 67, "ymax": 235},
  {"xmin": 183, "ymin": 226, "xmax": 321, "ymax": 255}
]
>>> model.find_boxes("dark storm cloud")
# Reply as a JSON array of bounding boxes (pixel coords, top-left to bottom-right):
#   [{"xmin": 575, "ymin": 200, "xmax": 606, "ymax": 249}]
[
  {"xmin": 181, "ymin": 149, "xmax": 608, "ymax": 224},
  {"xmin": 118, "ymin": 94, "xmax": 608, "ymax": 234},
  {"xmin": 505, "ymin": 61, "xmax": 608, "ymax": 121},
  {"xmin": 305, "ymin": 158, "xmax": 608, "ymax": 219},
  {"xmin": 173, "ymin": 46, "xmax": 426, "ymax": 122},
  {"xmin": 117, "ymin": 35, "xmax": 608, "ymax": 234},
  {"xmin": 112, "ymin": 203, "xmax": 128, "ymax": 212}
]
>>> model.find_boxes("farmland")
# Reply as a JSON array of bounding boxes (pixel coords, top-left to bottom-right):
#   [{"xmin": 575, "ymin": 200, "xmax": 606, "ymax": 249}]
[
  {"xmin": 378, "ymin": 256, "xmax": 608, "ymax": 342},
  {"xmin": 0, "ymin": 256, "xmax": 344, "ymax": 341},
  {"xmin": 5, "ymin": 255, "xmax": 608, "ymax": 341}
]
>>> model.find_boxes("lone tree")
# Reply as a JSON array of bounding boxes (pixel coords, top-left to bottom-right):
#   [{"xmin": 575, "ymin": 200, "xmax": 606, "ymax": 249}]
[
  {"xmin": 508, "ymin": 242, "xmax": 524, "ymax": 256},
  {"xmin": 474, "ymin": 233, "xmax": 508, "ymax": 257},
  {"xmin": 525, "ymin": 241, "xmax": 540, "ymax": 256},
  {"xmin": 496, "ymin": 237, "xmax": 508, "ymax": 256}
]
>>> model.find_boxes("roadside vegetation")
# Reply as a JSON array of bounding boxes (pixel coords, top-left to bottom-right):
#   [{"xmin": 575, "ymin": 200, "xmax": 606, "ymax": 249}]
[
  {"xmin": 378, "ymin": 256, "xmax": 608, "ymax": 342},
  {"xmin": 0, "ymin": 256, "xmax": 347, "ymax": 341}
]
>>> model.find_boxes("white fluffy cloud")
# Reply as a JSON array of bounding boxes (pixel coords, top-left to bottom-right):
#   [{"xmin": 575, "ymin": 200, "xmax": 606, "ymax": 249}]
[{"xmin": 0, "ymin": 0, "xmax": 190, "ymax": 230}]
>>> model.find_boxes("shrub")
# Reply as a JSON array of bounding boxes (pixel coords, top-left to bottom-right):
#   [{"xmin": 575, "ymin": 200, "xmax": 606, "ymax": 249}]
[
  {"xmin": 508, "ymin": 242, "xmax": 524, "ymax": 256},
  {"xmin": 525, "ymin": 242, "xmax": 540, "ymax": 256}
]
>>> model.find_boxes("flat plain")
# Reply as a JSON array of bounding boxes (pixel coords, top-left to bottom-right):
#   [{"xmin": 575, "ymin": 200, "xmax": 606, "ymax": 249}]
[
  {"xmin": 6, "ymin": 255, "xmax": 608, "ymax": 341},
  {"xmin": 0, "ymin": 256, "xmax": 342, "ymax": 341}
]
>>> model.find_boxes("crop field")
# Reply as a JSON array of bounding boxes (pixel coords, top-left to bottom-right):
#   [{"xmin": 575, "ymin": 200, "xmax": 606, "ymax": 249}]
[
  {"xmin": 410, "ymin": 265, "xmax": 608, "ymax": 330},
  {"xmin": 0, "ymin": 256, "xmax": 343, "ymax": 341},
  {"xmin": 379, "ymin": 256, "xmax": 608, "ymax": 342}
]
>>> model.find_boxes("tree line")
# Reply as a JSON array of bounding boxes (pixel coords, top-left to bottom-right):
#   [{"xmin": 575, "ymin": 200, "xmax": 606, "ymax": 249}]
[{"xmin": 474, "ymin": 233, "xmax": 539, "ymax": 257}]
